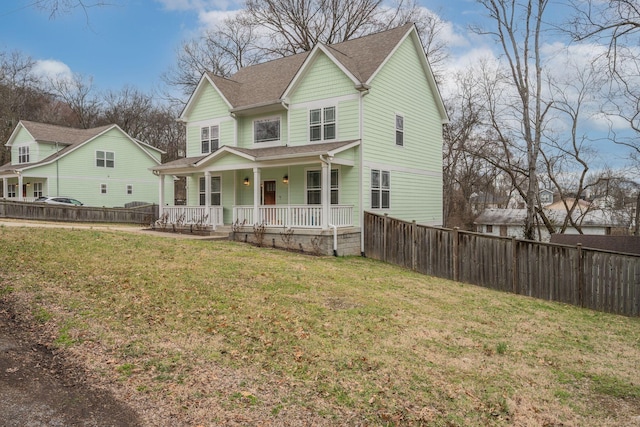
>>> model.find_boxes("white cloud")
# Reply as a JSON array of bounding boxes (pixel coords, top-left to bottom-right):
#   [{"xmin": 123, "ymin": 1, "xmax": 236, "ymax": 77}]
[
  {"xmin": 32, "ymin": 59, "xmax": 73, "ymax": 82},
  {"xmin": 198, "ymin": 9, "xmax": 240, "ymax": 29}
]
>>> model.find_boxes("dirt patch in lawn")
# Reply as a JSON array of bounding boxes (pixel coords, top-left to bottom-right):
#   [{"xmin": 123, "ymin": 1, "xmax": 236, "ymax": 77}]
[{"xmin": 0, "ymin": 296, "xmax": 142, "ymax": 427}]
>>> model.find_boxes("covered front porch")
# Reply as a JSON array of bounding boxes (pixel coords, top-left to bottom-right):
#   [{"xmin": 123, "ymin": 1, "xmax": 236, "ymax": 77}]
[
  {"xmin": 153, "ymin": 141, "xmax": 361, "ymax": 232},
  {"xmin": 159, "ymin": 204, "xmax": 354, "ymax": 229}
]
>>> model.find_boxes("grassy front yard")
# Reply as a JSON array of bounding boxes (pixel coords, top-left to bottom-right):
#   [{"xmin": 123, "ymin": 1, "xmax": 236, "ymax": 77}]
[{"xmin": 1, "ymin": 226, "xmax": 639, "ymax": 426}]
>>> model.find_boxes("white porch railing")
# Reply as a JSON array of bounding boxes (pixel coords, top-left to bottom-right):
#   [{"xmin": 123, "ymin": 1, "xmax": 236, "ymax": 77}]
[
  {"xmin": 5, "ymin": 197, "xmax": 37, "ymax": 202},
  {"xmin": 160, "ymin": 206, "xmax": 224, "ymax": 229},
  {"xmin": 233, "ymin": 205, "xmax": 353, "ymax": 228}
]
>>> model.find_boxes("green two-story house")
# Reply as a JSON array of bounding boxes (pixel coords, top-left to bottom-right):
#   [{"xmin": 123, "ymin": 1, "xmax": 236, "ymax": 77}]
[
  {"xmin": 0, "ymin": 120, "xmax": 173, "ymax": 207},
  {"xmin": 152, "ymin": 23, "xmax": 447, "ymax": 255}
]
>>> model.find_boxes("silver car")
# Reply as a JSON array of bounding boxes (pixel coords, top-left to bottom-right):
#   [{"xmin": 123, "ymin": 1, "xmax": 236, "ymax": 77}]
[{"xmin": 35, "ymin": 196, "xmax": 83, "ymax": 206}]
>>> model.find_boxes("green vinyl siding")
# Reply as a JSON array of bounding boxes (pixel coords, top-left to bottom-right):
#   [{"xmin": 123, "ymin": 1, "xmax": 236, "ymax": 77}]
[
  {"xmin": 189, "ymin": 84, "xmax": 230, "ymax": 122},
  {"xmin": 235, "ymin": 112, "xmax": 288, "ymax": 149},
  {"xmin": 362, "ymin": 35, "xmax": 443, "ymax": 225},
  {"xmin": 186, "ymin": 119, "xmax": 234, "ymax": 157},
  {"xmin": 363, "ymin": 36, "xmax": 442, "ymax": 171},
  {"xmin": 22, "ymin": 128, "xmax": 170, "ymax": 207},
  {"xmin": 289, "ymin": 53, "xmax": 356, "ymax": 104}
]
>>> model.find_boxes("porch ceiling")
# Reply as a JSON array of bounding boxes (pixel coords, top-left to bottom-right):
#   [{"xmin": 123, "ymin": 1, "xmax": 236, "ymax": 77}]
[{"xmin": 152, "ymin": 140, "xmax": 360, "ymax": 174}]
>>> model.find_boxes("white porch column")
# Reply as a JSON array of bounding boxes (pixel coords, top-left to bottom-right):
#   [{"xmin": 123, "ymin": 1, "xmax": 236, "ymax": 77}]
[
  {"xmin": 321, "ymin": 161, "xmax": 330, "ymax": 229},
  {"xmin": 17, "ymin": 174, "xmax": 23, "ymax": 201},
  {"xmin": 252, "ymin": 167, "xmax": 261, "ymax": 225},
  {"xmin": 2, "ymin": 178, "xmax": 6, "ymax": 199},
  {"xmin": 158, "ymin": 173, "xmax": 165, "ymax": 218},
  {"xmin": 204, "ymin": 171, "xmax": 211, "ymax": 207}
]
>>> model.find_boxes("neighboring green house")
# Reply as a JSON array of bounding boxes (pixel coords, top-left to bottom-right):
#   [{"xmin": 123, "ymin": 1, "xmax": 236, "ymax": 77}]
[
  {"xmin": 152, "ymin": 23, "xmax": 447, "ymax": 255},
  {"xmin": 0, "ymin": 120, "xmax": 173, "ymax": 207}
]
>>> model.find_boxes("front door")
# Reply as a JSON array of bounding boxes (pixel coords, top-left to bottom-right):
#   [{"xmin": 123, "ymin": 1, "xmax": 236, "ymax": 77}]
[{"xmin": 263, "ymin": 180, "xmax": 276, "ymax": 205}]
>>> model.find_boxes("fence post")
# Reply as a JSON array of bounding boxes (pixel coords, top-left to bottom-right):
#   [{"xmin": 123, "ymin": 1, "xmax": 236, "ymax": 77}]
[
  {"xmin": 412, "ymin": 220, "xmax": 417, "ymax": 271},
  {"xmin": 511, "ymin": 237, "xmax": 518, "ymax": 294},
  {"xmin": 577, "ymin": 243, "xmax": 584, "ymax": 307},
  {"xmin": 452, "ymin": 227, "xmax": 459, "ymax": 282},
  {"xmin": 383, "ymin": 213, "xmax": 389, "ymax": 263}
]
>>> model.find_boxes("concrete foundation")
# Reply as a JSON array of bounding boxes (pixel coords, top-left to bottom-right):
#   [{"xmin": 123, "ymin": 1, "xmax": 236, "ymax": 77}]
[{"xmin": 230, "ymin": 226, "xmax": 362, "ymax": 256}]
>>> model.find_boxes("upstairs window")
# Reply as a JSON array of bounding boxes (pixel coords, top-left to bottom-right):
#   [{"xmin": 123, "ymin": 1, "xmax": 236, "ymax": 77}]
[
  {"xmin": 254, "ymin": 117, "xmax": 280, "ymax": 143},
  {"xmin": 310, "ymin": 106, "xmax": 336, "ymax": 142},
  {"xmin": 395, "ymin": 114, "xmax": 404, "ymax": 146},
  {"xmin": 18, "ymin": 146, "xmax": 29, "ymax": 164},
  {"xmin": 371, "ymin": 169, "xmax": 390, "ymax": 209},
  {"xmin": 201, "ymin": 125, "xmax": 219, "ymax": 154},
  {"xmin": 96, "ymin": 151, "xmax": 114, "ymax": 168}
]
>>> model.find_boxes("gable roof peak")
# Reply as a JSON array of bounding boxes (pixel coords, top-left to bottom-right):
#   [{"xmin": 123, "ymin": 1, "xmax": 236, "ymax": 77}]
[{"xmin": 202, "ymin": 23, "xmax": 417, "ymax": 111}]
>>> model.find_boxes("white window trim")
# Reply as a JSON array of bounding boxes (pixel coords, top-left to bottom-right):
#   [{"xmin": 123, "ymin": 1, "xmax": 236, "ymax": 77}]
[
  {"xmin": 304, "ymin": 167, "xmax": 340, "ymax": 205},
  {"xmin": 17, "ymin": 145, "xmax": 30, "ymax": 164},
  {"xmin": 200, "ymin": 124, "xmax": 220, "ymax": 154},
  {"xmin": 308, "ymin": 105, "xmax": 337, "ymax": 143},
  {"xmin": 253, "ymin": 115, "xmax": 282, "ymax": 147},
  {"xmin": 126, "ymin": 184, "xmax": 133, "ymax": 195},
  {"xmin": 100, "ymin": 183, "xmax": 108, "ymax": 194},
  {"xmin": 199, "ymin": 175, "xmax": 222, "ymax": 206},
  {"xmin": 395, "ymin": 113, "xmax": 404, "ymax": 147},
  {"xmin": 371, "ymin": 169, "xmax": 390, "ymax": 210},
  {"xmin": 96, "ymin": 150, "xmax": 115, "ymax": 168}
]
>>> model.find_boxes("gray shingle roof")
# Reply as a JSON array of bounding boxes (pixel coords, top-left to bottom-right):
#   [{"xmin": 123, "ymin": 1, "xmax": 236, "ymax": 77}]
[
  {"xmin": 19, "ymin": 120, "xmax": 113, "ymax": 145},
  {"xmin": 210, "ymin": 23, "xmax": 414, "ymax": 110},
  {"xmin": 153, "ymin": 140, "xmax": 359, "ymax": 171}
]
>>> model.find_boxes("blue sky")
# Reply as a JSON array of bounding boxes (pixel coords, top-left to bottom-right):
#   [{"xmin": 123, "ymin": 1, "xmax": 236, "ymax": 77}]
[
  {"xmin": 0, "ymin": 0, "xmax": 634, "ymax": 170},
  {"xmin": 0, "ymin": 0, "xmax": 481, "ymax": 93}
]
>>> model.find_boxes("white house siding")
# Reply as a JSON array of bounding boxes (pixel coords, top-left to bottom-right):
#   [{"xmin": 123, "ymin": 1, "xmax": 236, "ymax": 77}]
[
  {"xmin": 29, "ymin": 128, "xmax": 170, "ymax": 207},
  {"xmin": 362, "ymin": 34, "xmax": 443, "ymax": 225}
]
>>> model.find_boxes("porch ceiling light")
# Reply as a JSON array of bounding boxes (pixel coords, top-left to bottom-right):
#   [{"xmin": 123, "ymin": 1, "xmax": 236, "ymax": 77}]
[
  {"xmin": 283, "ymin": 175, "xmax": 289, "ymax": 184},
  {"xmin": 243, "ymin": 177, "xmax": 250, "ymax": 186}
]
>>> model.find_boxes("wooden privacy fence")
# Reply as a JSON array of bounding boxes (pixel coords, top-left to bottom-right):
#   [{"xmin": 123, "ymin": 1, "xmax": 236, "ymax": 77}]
[
  {"xmin": 0, "ymin": 200, "xmax": 158, "ymax": 225},
  {"xmin": 364, "ymin": 212, "xmax": 640, "ymax": 317}
]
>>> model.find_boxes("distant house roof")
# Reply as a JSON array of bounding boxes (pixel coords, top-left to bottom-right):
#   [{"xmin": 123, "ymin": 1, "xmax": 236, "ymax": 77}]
[
  {"xmin": 545, "ymin": 198, "xmax": 590, "ymax": 211},
  {"xmin": 0, "ymin": 120, "xmax": 163, "ymax": 175},
  {"xmin": 181, "ymin": 23, "xmax": 448, "ymax": 122},
  {"xmin": 474, "ymin": 208, "xmax": 626, "ymax": 227},
  {"xmin": 550, "ymin": 235, "xmax": 640, "ymax": 255}
]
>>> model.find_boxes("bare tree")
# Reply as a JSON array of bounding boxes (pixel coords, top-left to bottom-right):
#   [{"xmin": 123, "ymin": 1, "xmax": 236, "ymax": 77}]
[
  {"xmin": 568, "ymin": 0, "xmax": 640, "ymax": 164},
  {"xmin": 32, "ymin": 0, "xmax": 111, "ymax": 19},
  {"xmin": 472, "ymin": 0, "xmax": 553, "ymax": 239},
  {"xmin": 162, "ymin": 13, "xmax": 268, "ymax": 100},
  {"xmin": 47, "ymin": 73, "xmax": 101, "ymax": 129},
  {"xmin": 101, "ymin": 86, "xmax": 154, "ymax": 139},
  {"xmin": 164, "ymin": 0, "xmax": 448, "ymax": 100}
]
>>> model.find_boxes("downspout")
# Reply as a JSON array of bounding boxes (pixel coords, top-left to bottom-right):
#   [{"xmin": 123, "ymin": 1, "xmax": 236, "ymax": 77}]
[
  {"xmin": 319, "ymin": 154, "xmax": 338, "ymax": 256},
  {"xmin": 358, "ymin": 85, "xmax": 370, "ymax": 256}
]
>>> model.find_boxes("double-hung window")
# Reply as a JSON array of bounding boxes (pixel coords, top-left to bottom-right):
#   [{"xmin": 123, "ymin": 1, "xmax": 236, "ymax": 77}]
[
  {"xmin": 371, "ymin": 169, "xmax": 390, "ymax": 209},
  {"xmin": 310, "ymin": 106, "xmax": 336, "ymax": 142},
  {"xmin": 201, "ymin": 125, "xmax": 219, "ymax": 154},
  {"xmin": 7, "ymin": 184, "xmax": 16, "ymax": 198},
  {"xmin": 18, "ymin": 146, "xmax": 29, "ymax": 163},
  {"xmin": 199, "ymin": 176, "xmax": 221, "ymax": 206},
  {"xmin": 96, "ymin": 151, "xmax": 114, "ymax": 168},
  {"xmin": 306, "ymin": 169, "xmax": 339, "ymax": 204},
  {"xmin": 254, "ymin": 117, "xmax": 280, "ymax": 144},
  {"xmin": 33, "ymin": 183, "xmax": 43, "ymax": 198},
  {"xmin": 395, "ymin": 114, "xmax": 404, "ymax": 146}
]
